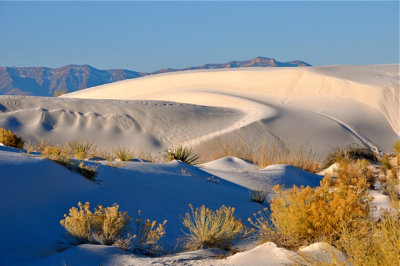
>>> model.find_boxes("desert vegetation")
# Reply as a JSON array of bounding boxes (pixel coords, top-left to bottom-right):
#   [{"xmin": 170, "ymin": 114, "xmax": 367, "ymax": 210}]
[
  {"xmin": 196, "ymin": 135, "xmax": 320, "ymax": 172},
  {"xmin": 114, "ymin": 146, "xmax": 135, "ymax": 161},
  {"xmin": 181, "ymin": 204, "xmax": 251, "ymax": 251},
  {"xmin": 60, "ymin": 202, "xmax": 167, "ymax": 254},
  {"xmin": 164, "ymin": 145, "xmax": 200, "ymax": 165},
  {"xmin": 248, "ymin": 143, "xmax": 400, "ymax": 265},
  {"xmin": 249, "ymin": 187, "xmax": 269, "ymax": 204},
  {"xmin": 0, "ymin": 127, "xmax": 24, "ymax": 149}
]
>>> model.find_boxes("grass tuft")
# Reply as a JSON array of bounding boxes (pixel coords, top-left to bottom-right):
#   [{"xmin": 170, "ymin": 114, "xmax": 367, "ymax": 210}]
[
  {"xmin": 114, "ymin": 147, "xmax": 134, "ymax": 161},
  {"xmin": 249, "ymin": 187, "xmax": 269, "ymax": 204}
]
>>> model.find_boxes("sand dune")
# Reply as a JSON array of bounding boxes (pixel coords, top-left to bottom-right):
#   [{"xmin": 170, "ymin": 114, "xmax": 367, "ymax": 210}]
[
  {"xmin": 63, "ymin": 65, "xmax": 399, "ymax": 155},
  {"xmin": 0, "ymin": 96, "xmax": 243, "ymax": 151}
]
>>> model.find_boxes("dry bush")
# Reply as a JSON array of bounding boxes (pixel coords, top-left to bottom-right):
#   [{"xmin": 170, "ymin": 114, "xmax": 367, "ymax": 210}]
[
  {"xmin": 0, "ymin": 128, "xmax": 24, "ymax": 149},
  {"xmin": 60, "ymin": 202, "xmax": 131, "ymax": 245},
  {"xmin": 114, "ymin": 147, "xmax": 134, "ymax": 161},
  {"xmin": 54, "ymin": 89, "xmax": 68, "ymax": 97},
  {"xmin": 182, "ymin": 204, "xmax": 251, "ymax": 250},
  {"xmin": 164, "ymin": 145, "xmax": 199, "ymax": 165},
  {"xmin": 322, "ymin": 145, "xmax": 378, "ymax": 170},
  {"xmin": 394, "ymin": 139, "xmax": 400, "ymax": 154},
  {"xmin": 249, "ymin": 187, "xmax": 269, "ymax": 204},
  {"xmin": 249, "ymin": 160, "xmax": 372, "ymax": 249},
  {"xmin": 68, "ymin": 139, "xmax": 95, "ymax": 160},
  {"xmin": 60, "ymin": 202, "xmax": 167, "ymax": 254},
  {"xmin": 335, "ymin": 196, "xmax": 400, "ymax": 265},
  {"xmin": 132, "ymin": 210, "xmax": 167, "ymax": 254},
  {"xmin": 196, "ymin": 135, "xmax": 319, "ymax": 173}
]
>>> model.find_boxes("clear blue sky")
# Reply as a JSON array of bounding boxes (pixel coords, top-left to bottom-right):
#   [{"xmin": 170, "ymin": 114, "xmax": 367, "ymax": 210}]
[{"xmin": 0, "ymin": 1, "xmax": 398, "ymax": 72}]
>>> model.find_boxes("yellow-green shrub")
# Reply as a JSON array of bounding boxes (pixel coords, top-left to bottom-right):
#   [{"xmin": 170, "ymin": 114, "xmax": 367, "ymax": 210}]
[
  {"xmin": 0, "ymin": 128, "xmax": 24, "ymax": 149},
  {"xmin": 182, "ymin": 204, "xmax": 250, "ymax": 250},
  {"xmin": 250, "ymin": 160, "xmax": 371, "ymax": 248},
  {"xmin": 60, "ymin": 202, "xmax": 131, "ymax": 245},
  {"xmin": 60, "ymin": 202, "xmax": 167, "ymax": 253},
  {"xmin": 133, "ymin": 210, "xmax": 167, "ymax": 254}
]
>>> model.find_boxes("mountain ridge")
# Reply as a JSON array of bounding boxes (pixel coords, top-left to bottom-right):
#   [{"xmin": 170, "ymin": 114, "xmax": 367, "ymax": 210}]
[{"xmin": 0, "ymin": 56, "xmax": 310, "ymax": 96}]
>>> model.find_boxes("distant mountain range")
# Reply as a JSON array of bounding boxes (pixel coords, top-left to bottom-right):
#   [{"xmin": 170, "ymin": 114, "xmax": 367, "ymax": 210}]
[{"xmin": 0, "ymin": 56, "xmax": 311, "ymax": 96}]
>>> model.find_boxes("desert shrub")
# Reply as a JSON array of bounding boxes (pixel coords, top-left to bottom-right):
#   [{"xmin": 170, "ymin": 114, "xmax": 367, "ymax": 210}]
[
  {"xmin": 181, "ymin": 204, "xmax": 251, "ymax": 250},
  {"xmin": 196, "ymin": 135, "xmax": 319, "ymax": 172},
  {"xmin": 54, "ymin": 89, "xmax": 68, "ymax": 97},
  {"xmin": 132, "ymin": 210, "xmax": 167, "ymax": 254},
  {"xmin": 60, "ymin": 202, "xmax": 131, "ymax": 245},
  {"xmin": 0, "ymin": 128, "xmax": 24, "ymax": 149},
  {"xmin": 249, "ymin": 187, "xmax": 269, "ymax": 204},
  {"xmin": 164, "ymin": 145, "xmax": 199, "ymax": 165},
  {"xmin": 322, "ymin": 145, "xmax": 378, "ymax": 170},
  {"xmin": 394, "ymin": 139, "xmax": 400, "ymax": 154},
  {"xmin": 114, "ymin": 147, "xmax": 134, "ymax": 161},
  {"xmin": 250, "ymin": 160, "xmax": 372, "ymax": 249},
  {"xmin": 335, "ymin": 195, "xmax": 400, "ymax": 265},
  {"xmin": 68, "ymin": 139, "xmax": 95, "ymax": 160}
]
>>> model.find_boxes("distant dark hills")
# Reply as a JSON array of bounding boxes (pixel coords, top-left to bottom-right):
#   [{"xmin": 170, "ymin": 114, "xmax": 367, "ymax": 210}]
[{"xmin": 0, "ymin": 56, "xmax": 311, "ymax": 96}]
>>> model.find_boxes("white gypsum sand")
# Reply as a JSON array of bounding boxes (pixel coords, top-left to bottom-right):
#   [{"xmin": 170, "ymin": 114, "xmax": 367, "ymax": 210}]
[{"xmin": 62, "ymin": 65, "xmax": 399, "ymax": 155}]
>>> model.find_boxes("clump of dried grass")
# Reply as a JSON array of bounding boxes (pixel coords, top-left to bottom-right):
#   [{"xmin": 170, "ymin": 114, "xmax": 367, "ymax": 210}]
[
  {"xmin": 321, "ymin": 144, "xmax": 379, "ymax": 170},
  {"xmin": 114, "ymin": 147, "xmax": 134, "ymax": 161},
  {"xmin": 196, "ymin": 135, "xmax": 319, "ymax": 172}
]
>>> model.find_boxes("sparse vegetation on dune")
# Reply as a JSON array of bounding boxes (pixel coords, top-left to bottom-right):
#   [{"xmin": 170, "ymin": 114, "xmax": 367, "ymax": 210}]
[
  {"xmin": 196, "ymin": 135, "xmax": 320, "ymax": 172},
  {"xmin": 0, "ymin": 127, "xmax": 24, "ymax": 149},
  {"xmin": 38, "ymin": 142, "xmax": 98, "ymax": 181}
]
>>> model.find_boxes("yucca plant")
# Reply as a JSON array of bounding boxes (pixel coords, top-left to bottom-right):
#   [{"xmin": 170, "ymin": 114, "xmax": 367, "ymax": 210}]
[
  {"xmin": 164, "ymin": 145, "xmax": 199, "ymax": 165},
  {"xmin": 68, "ymin": 139, "xmax": 95, "ymax": 160}
]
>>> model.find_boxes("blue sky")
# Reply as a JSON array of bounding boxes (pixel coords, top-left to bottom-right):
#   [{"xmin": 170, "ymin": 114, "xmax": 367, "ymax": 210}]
[{"xmin": 0, "ymin": 1, "xmax": 398, "ymax": 71}]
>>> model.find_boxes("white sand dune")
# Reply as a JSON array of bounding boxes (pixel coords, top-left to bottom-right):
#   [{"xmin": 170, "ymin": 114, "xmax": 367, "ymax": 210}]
[
  {"xmin": 0, "ymin": 96, "xmax": 243, "ymax": 151},
  {"xmin": 63, "ymin": 65, "xmax": 399, "ymax": 155}
]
